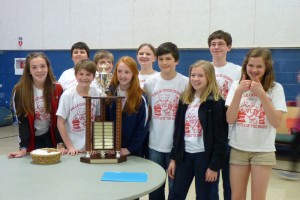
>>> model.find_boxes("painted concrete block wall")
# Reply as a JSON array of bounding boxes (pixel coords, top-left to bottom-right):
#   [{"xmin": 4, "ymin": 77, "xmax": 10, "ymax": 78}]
[{"xmin": 0, "ymin": 48, "xmax": 299, "ymax": 108}]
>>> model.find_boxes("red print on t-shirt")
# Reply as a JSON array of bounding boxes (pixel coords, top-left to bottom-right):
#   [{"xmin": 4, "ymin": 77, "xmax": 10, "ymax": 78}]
[
  {"xmin": 72, "ymin": 108, "xmax": 86, "ymax": 130},
  {"xmin": 35, "ymin": 97, "xmax": 49, "ymax": 121},
  {"xmin": 237, "ymin": 97, "xmax": 267, "ymax": 129},
  {"xmin": 153, "ymin": 90, "xmax": 180, "ymax": 120},
  {"xmin": 185, "ymin": 104, "xmax": 202, "ymax": 137}
]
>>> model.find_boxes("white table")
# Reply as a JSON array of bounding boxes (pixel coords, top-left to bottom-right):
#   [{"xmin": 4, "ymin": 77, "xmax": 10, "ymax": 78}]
[{"xmin": 0, "ymin": 155, "xmax": 166, "ymax": 200}]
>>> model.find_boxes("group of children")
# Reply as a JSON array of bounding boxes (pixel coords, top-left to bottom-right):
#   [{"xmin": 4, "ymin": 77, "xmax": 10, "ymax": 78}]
[{"xmin": 8, "ymin": 30, "xmax": 288, "ymax": 200}]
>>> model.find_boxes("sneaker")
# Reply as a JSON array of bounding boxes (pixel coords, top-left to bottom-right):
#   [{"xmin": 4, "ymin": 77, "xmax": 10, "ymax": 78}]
[{"xmin": 277, "ymin": 171, "xmax": 300, "ymax": 181}]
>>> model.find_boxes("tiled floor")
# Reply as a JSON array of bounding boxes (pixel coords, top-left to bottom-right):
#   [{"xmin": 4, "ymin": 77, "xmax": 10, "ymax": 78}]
[{"xmin": 1, "ymin": 125, "xmax": 299, "ymax": 200}]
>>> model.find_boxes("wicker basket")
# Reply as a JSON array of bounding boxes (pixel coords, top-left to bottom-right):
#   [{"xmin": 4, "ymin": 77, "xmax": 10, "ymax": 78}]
[{"xmin": 30, "ymin": 148, "xmax": 61, "ymax": 164}]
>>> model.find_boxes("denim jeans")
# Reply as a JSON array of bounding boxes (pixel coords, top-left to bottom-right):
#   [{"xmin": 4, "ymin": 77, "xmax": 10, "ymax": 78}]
[
  {"xmin": 35, "ymin": 132, "xmax": 53, "ymax": 149},
  {"xmin": 210, "ymin": 143, "xmax": 231, "ymax": 200},
  {"xmin": 148, "ymin": 148, "xmax": 173, "ymax": 200},
  {"xmin": 168, "ymin": 152, "xmax": 219, "ymax": 200}
]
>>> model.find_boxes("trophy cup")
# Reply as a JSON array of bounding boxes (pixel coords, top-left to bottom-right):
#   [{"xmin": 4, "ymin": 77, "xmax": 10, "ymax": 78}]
[
  {"xmin": 96, "ymin": 63, "xmax": 112, "ymax": 95},
  {"xmin": 80, "ymin": 96, "xmax": 127, "ymax": 164}
]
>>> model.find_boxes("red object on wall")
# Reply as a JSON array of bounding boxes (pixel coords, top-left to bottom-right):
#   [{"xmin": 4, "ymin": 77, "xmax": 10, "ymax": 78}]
[{"xmin": 18, "ymin": 37, "xmax": 23, "ymax": 47}]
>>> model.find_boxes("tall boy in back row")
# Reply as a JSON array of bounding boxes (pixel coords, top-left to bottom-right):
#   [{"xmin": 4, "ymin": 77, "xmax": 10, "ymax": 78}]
[
  {"xmin": 208, "ymin": 30, "xmax": 241, "ymax": 200},
  {"xmin": 144, "ymin": 42, "xmax": 189, "ymax": 200}
]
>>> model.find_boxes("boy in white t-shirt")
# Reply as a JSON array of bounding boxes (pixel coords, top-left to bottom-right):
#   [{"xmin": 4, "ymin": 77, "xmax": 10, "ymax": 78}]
[
  {"xmin": 57, "ymin": 60, "xmax": 101, "ymax": 155},
  {"xmin": 144, "ymin": 42, "xmax": 189, "ymax": 200},
  {"xmin": 207, "ymin": 30, "xmax": 241, "ymax": 200},
  {"xmin": 58, "ymin": 42, "xmax": 91, "ymax": 91},
  {"xmin": 92, "ymin": 50, "xmax": 114, "ymax": 91}
]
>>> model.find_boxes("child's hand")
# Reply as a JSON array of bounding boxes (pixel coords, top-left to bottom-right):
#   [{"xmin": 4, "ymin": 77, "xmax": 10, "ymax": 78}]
[
  {"xmin": 57, "ymin": 143, "xmax": 68, "ymax": 155},
  {"xmin": 238, "ymin": 74, "xmax": 251, "ymax": 94},
  {"xmin": 67, "ymin": 147, "xmax": 79, "ymax": 156},
  {"xmin": 250, "ymin": 75, "xmax": 264, "ymax": 96},
  {"xmin": 168, "ymin": 159, "xmax": 176, "ymax": 179},
  {"xmin": 8, "ymin": 149, "xmax": 27, "ymax": 158},
  {"xmin": 205, "ymin": 168, "xmax": 218, "ymax": 182},
  {"xmin": 59, "ymin": 147, "xmax": 68, "ymax": 155}
]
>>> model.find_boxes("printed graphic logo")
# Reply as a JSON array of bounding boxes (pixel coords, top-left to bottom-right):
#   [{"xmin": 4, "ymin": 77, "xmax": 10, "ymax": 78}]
[
  {"xmin": 152, "ymin": 89, "xmax": 180, "ymax": 120},
  {"xmin": 70, "ymin": 102, "xmax": 96, "ymax": 133},
  {"xmin": 237, "ymin": 96, "xmax": 267, "ymax": 129},
  {"xmin": 35, "ymin": 97, "xmax": 50, "ymax": 121},
  {"xmin": 216, "ymin": 74, "xmax": 233, "ymax": 99},
  {"xmin": 72, "ymin": 108, "xmax": 86, "ymax": 131},
  {"xmin": 185, "ymin": 104, "xmax": 202, "ymax": 137}
]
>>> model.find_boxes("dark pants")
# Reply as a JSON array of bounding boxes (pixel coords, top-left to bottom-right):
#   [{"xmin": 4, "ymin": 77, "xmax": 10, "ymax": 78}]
[
  {"xmin": 168, "ymin": 152, "xmax": 219, "ymax": 200},
  {"xmin": 35, "ymin": 132, "xmax": 53, "ymax": 149},
  {"xmin": 142, "ymin": 131, "xmax": 149, "ymax": 159},
  {"xmin": 149, "ymin": 148, "xmax": 173, "ymax": 200},
  {"xmin": 210, "ymin": 143, "xmax": 231, "ymax": 200},
  {"xmin": 291, "ymin": 133, "xmax": 300, "ymax": 171}
]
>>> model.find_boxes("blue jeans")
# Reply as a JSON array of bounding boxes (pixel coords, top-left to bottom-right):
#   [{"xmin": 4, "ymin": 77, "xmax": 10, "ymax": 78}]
[
  {"xmin": 168, "ymin": 152, "xmax": 219, "ymax": 200},
  {"xmin": 210, "ymin": 143, "xmax": 231, "ymax": 200},
  {"xmin": 148, "ymin": 148, "xmax": 173, "ymax": 200}
]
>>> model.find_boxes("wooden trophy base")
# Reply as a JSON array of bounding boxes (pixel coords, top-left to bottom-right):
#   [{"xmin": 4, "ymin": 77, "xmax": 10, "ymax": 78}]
[{"xmin": 80, "ymin": 153, "xmax": 127, "ymax": 164}]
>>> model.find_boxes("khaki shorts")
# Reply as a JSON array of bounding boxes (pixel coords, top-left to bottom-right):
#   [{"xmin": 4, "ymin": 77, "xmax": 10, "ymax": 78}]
[{"xmin": 230, "ymin": 147, "xmax": 276, "ymax": 166}]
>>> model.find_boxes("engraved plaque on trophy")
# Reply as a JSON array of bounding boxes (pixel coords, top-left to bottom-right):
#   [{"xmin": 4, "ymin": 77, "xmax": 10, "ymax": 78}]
[
  {"xmin": 96, "ymin": 64, "xmax": 112, "ymax": 95},
  {"xmin": 80, "ymin": 96, "xmax": 127, "ymax": 164}
]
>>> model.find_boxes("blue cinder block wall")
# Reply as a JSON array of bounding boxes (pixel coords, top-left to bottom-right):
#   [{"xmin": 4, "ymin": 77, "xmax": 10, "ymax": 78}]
[{"xmin": 0, "ymin": 48, "xmax": 299, "ymax": 107}]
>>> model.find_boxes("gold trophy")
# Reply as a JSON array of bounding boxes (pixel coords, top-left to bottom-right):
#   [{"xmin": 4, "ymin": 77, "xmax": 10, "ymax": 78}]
[{"xmin": 96, "ymin": 63, "xmax": 112, "ymax": 95}]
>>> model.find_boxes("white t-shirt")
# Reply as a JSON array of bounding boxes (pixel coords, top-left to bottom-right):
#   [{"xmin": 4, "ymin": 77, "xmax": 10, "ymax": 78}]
[
  {"xmin": 184, "ymin": 97, "xmax": 205, "ymax": 153},
  {"xmin": 58, "ymin": 68, "xmax": 99, "ymax": 91},
  {"xmin": 214, "ymin": 62, "xmax": 241, "ymax": 99},
  {"xmin": 226, "ymin": 81, "xmax": 287, "ymax": 152},
  {"xmin": 58, "ymin": 68, "xmax": 77, "ymax": 91},
  {"xmin": 214, "ymin": 62, "xmax": 241, "ymax": 139},
  {"xmin": 56, "ymin": 86, "xmax": 101, "ymax": 151},
  {"xmin": 138, "ymin": 71, "xmax": 159, "ymax": 89},
  {"xmin": 33, "ymin": 86, "xmax": 50, "ymax": 136},
  {"xmin": 144, "ymin": 72, "xmax": 189, "ymax": 152}
]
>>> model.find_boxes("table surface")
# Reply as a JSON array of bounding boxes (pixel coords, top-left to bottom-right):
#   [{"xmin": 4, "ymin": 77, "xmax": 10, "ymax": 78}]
[{"xmin": 0, "ymin": 154, "xmax": 166, "ymax": 200}]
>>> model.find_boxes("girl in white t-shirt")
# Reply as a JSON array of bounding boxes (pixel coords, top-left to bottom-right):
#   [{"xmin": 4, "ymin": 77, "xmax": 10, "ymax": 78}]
[
  {"xmin": 8, "ymin": 52, "xmax": 63, "ymax": 158},
  {"xmin": 226, "ymin": 48, "xmax": 287, "ymax": 200},
  {"xmin": 168, "ymin": 60, "xmax": 228, "ymax": 199},
  {"xmin": 136, "ymin": 43, "xmax": 159, "ymax": 89},
  {"xmin": 136, "ymin": 43, "xmax": 158, "ymax": 159},
  {"xmin": 57, "ymin": 60, "xmax": 101, "ymax": 155}
]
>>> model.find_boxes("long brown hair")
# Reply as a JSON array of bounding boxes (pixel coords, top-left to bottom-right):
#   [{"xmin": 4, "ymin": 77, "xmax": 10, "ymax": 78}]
[
  {"xmin": 240, "ymin": 47, "xmax": 275, "ymax": 92},
  {"xmin": 182, "ymin": 60, "xmax": 220, "ymax": 104},
  {"xmin": 12, "ymin": 52, "xmax": 57, "ymax": 116},
  {"xmin": 109, "ymin": 56, "xmax": 143, "ymax": 114}
]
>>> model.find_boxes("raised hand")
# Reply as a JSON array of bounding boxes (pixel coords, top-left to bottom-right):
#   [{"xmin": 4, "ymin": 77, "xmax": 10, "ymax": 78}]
[
  {"xmin": 237, "ymin": 74, "xmax": 251, "ymax": 94},
  {"xmin": 250, "ymin": 75, "xmax": 264, "ymax": 96}
]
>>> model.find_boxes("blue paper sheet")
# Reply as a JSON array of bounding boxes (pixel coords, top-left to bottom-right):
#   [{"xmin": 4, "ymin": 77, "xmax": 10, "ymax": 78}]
[{"xmin": 101, "ymin": 171, "xmax": 148, "ymax": 182}]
